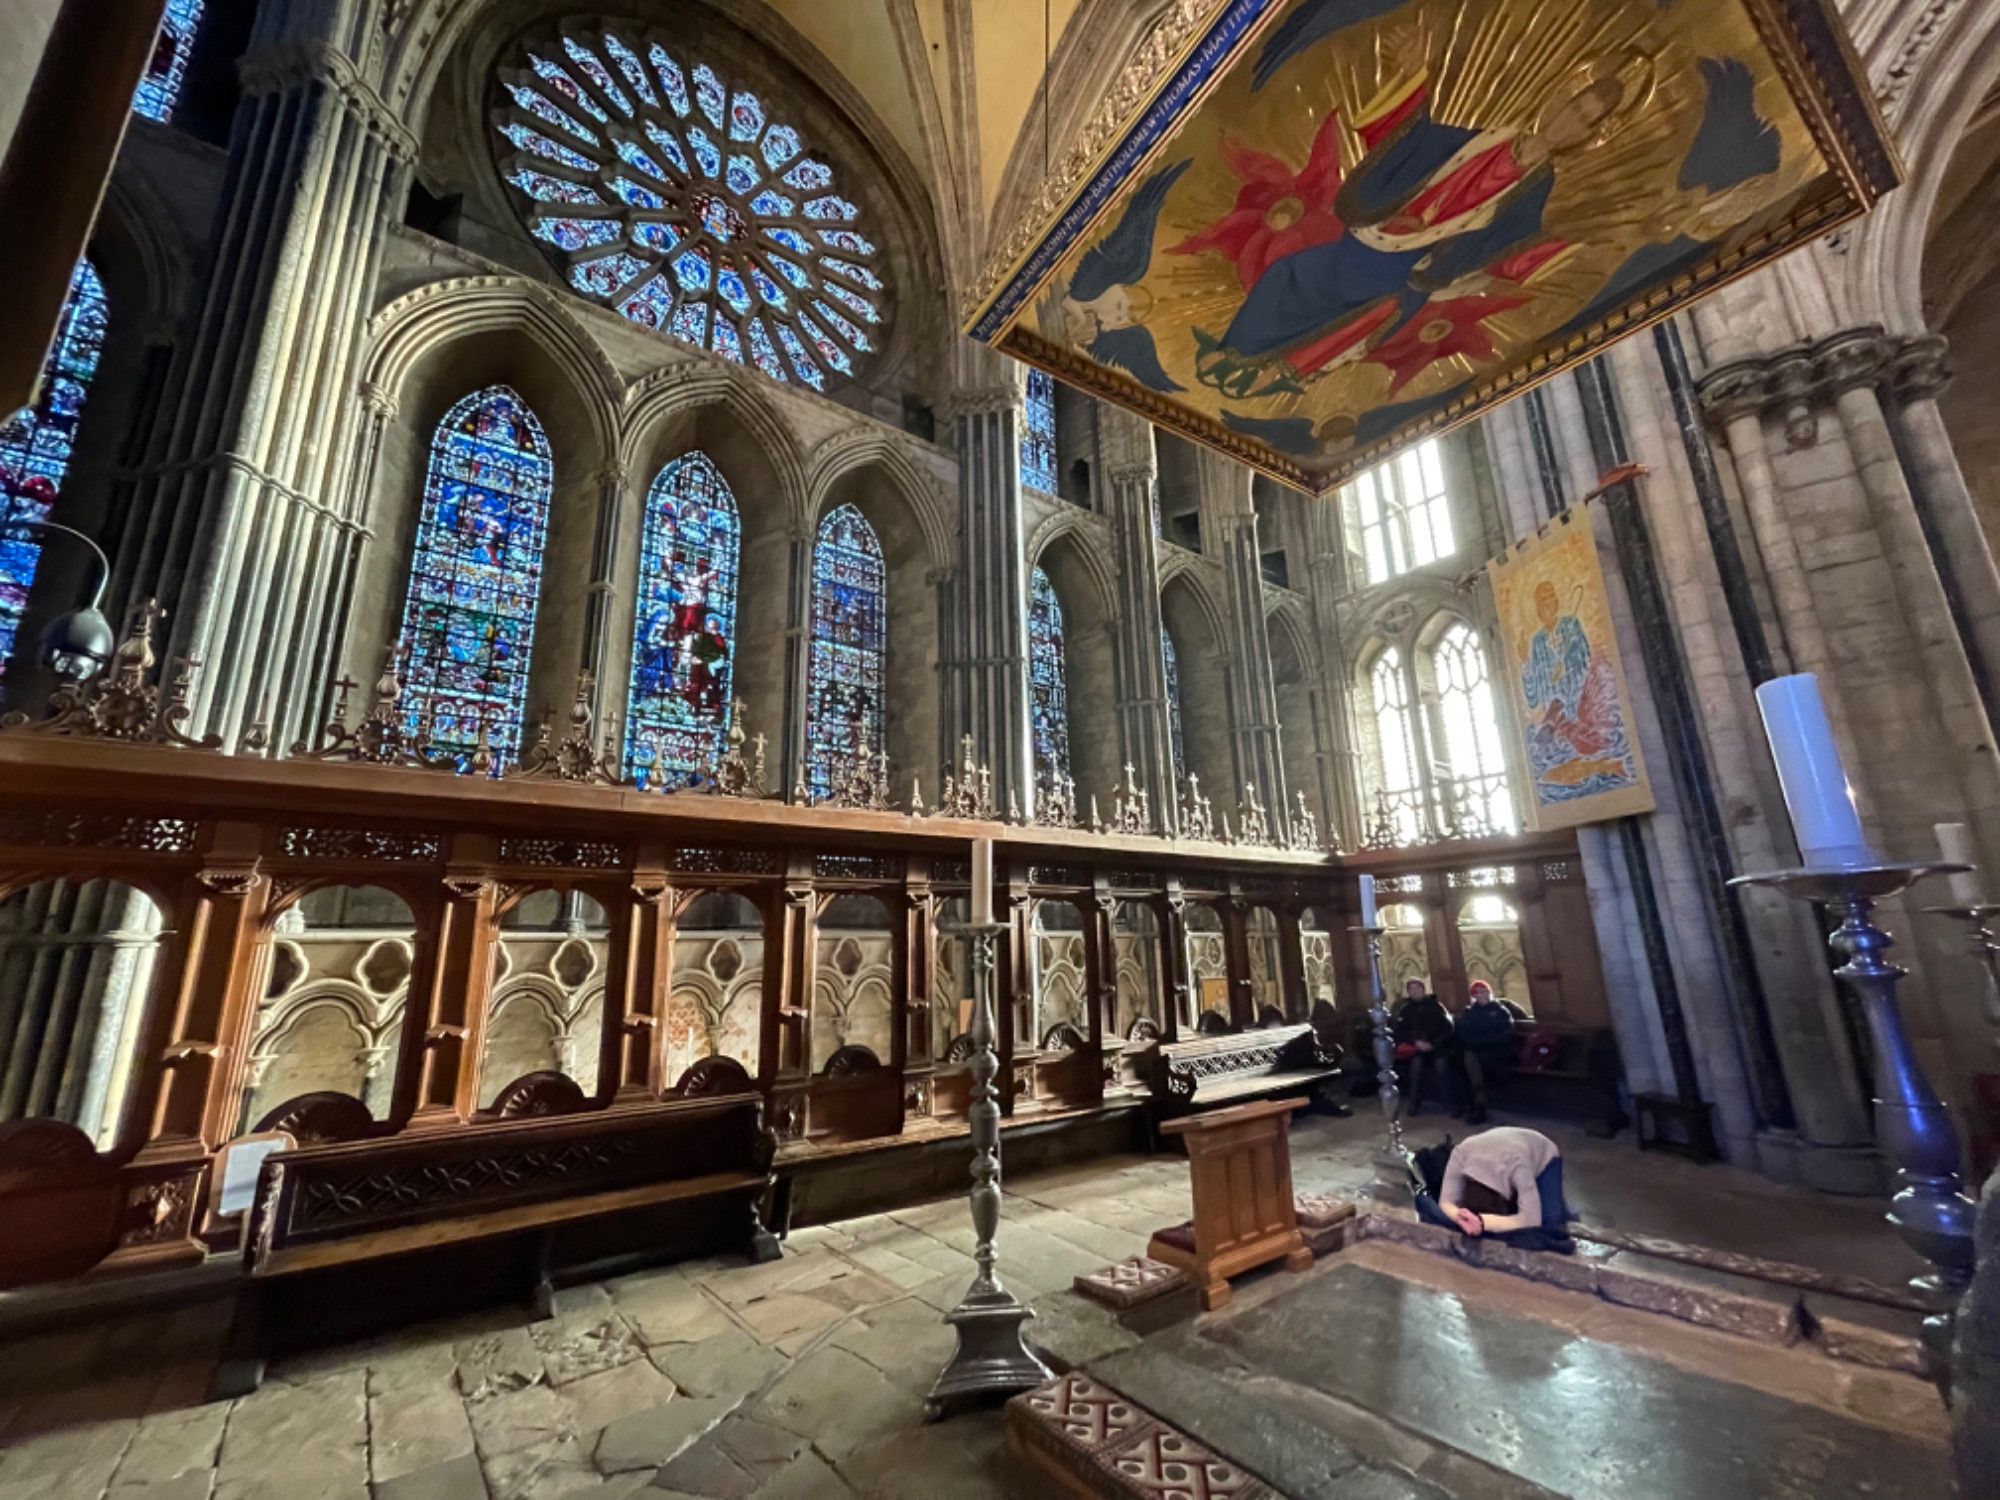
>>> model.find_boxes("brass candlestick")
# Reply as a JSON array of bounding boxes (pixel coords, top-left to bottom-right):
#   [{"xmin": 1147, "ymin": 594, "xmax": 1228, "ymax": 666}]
[{"xmin": 1357, "ymin": 920, "xmax": 1415, "ymax": 1201}]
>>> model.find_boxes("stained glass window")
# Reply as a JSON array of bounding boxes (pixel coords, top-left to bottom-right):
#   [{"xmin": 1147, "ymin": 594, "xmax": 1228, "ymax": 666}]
[
  {"xmin": 132, "ymin": 0, "xmax": 205, "ymax": 123},
  {"xmin": 1162, "ymin": 629, "xmax": 1187, "ymax": 792},
  {"xmin": 397, "ymin": 387, "xmax": 553, "ymax": 772},
  {"xmin": 1021, "ymin": 369, "xmax": 1057, "ymax": 494},
  {"xmin": 1370, "ymin": 648, "xmax": 1425, "ymax": 844},
  {"xmin": 1348, "ymin": 438, "xmax": 1454, "ymax": 585},
  {"xmin": 1028, "ymin": 566, "xmax": 1070, "ymax": 791},
  {"xmin": 625, "ymin": 453, "xmax": 740, "ymax": 787},
  {"xmin": 0, "ymin": 261, "xmax": 106, "ymax": 678},
  {"xmin": 1431, "ymin": 622, "xmax": 1516, "ymax": 836},
  {"xmin": 495, "ymin": 31, "xmax": 885, "ymax": 390},
  {"xmin": 805, "ymin": 503, "xmax": 886, "ymax": 797}
]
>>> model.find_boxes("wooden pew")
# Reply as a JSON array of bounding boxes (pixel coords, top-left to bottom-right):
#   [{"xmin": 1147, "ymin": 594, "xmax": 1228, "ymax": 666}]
[
  {"xmin": 1145, "ymin": 1097, "xmax": 1312, "ymax": 1310},
  {"xmin": 1139, "ymin": 1022, "xmax": 1341, "ymax": 1116}
]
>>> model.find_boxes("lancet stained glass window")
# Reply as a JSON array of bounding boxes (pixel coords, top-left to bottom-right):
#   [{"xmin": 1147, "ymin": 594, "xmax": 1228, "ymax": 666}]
[
  {"xmin": 625, "ymin": 452, "xmax": 740, "ymax": 787},
  {"xmin": 806, "ymin": 504, "xmax": 886, "ymax": 798},
  {"xmin": 0, "ymin": 260, "xmax": 107, "ymax": 678},
  {"xmin": 1028, "ymin": 566, "xmax": 1070, "ymax": 790},
  {"xmin": 397, "ymin": 387, "xmax": 553, "ymax": 772},
  {"xmin": 1162, "ymin": 629, "xmax": 1187, "ymax": 792},
  {"xmin": 132, "ymin": 0, "xmax": 206, "ymax": 123},
  {"xmin": 494, "ymin": 29, "xmax": 886, "ymax": 391},
  {"xmin": 1432, "ymin": 622, "xmax": 1516, "ymax": 837},
  {"xmin": 1021, "ymin": 369, "xmax": 1057, "ymax": 494}
]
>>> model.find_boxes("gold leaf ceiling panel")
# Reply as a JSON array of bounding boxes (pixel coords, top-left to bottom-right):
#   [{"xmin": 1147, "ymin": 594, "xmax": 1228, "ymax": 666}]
[{"xmin": 964, "ymin": 0, "xmax": 1897, "ymax": 493}]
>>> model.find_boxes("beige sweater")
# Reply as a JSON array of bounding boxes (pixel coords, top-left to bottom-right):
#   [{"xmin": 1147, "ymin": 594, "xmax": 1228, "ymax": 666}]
[{"xmin": 1439, "ymin": 1127, "xmax": 1559, "ymax": 1233}]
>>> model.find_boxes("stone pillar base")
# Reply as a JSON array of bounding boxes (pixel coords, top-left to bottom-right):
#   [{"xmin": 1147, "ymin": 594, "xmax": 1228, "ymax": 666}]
[{"xmin": 1753, "ymin": 1129, "xmax": 1886, "ymax": 1195}]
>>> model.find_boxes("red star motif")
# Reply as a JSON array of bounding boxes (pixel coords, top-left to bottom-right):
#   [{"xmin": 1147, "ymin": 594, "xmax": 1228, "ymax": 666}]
[
  {"xmin": 1167, "ymin": 112, "xmax": 1346, "ymax": 291},
  {"xmin": 1368, "ymin": 294, "xmax": 1530, "ymax": 394}
]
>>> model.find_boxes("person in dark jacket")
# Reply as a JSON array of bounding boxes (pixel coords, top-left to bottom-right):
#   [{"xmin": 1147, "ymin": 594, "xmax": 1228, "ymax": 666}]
[
  {"xmin": 1454, "ymin": 980, "xmax": 1517, "ymax": 1125},
  {"xmin": 1392, "ymin": 979, "xmax": 1456, "ymax": 1116}
]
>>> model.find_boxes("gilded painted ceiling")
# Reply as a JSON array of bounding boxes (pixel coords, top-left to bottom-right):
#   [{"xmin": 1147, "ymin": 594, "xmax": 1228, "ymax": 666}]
[{"xmin": 965, "ymin": 0, "xmax": 1898, "ymax": 492}]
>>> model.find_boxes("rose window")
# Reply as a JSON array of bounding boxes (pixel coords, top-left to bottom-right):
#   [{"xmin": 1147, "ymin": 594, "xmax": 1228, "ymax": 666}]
[{"xmin": 493, "ymin": 29, "xmax": 887, "ymax": 391}]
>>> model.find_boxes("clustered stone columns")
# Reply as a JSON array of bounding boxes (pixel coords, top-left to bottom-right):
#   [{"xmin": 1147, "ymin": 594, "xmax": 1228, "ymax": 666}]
[
  {"xmin": 1200, "ymin": 448, "xmax": 1287, "ymax": 822},
  {"xmin": 1097, "ymin": 408, "xmax": 1177, "ymax": 831},
  {"xmin": 108, "ymin": 7, "xmax": 417, "ymax": 752},
  {"xmin": 942, "ymin": 381, "xmax": 1032, "ymax": 814}
]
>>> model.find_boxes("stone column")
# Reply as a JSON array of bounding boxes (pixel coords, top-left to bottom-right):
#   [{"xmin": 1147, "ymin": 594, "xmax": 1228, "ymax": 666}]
[
  {"xmin": 110, "ymin": 10, "xmax": 416, "ymax": 751},
  {"xmin": 1300, "ymin": 488, "xmax": 1363, "ymax": 844},
  {"xmin": 1198, "ymin": 448, "xmax": 1286, "ymax": 820},
  {"xmin": 300, "ymin": 380, "xmax": 396, "ymax": 729},
  {"xmin": 581, "ymin": 463, "xmax": 634, "ymax": 704},
  {"xmin": 1098, "ymin": 409, "xmax": 1175, "ymax": 829},
  {"xmin": 942, "ymin": 381, "xmax": 1031, "ymax": 814}
]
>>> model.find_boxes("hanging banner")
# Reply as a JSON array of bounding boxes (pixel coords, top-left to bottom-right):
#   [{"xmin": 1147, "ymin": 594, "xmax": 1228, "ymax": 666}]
[{"xmin": 1487, "ymin": 506, "xmax": 1653, "ymax": 828}]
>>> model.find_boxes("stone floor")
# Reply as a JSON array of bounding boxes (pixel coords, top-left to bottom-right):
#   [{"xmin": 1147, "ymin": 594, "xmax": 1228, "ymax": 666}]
[{"xmin": 0, "ymin": 1109, "xmax": 1947, "ymax": 1499}]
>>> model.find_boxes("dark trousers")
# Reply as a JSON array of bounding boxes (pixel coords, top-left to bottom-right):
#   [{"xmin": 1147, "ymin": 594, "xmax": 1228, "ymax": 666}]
[{"xmin": 1416, "ymin": 1159, "xmax": 1577, "ymax": 1253}]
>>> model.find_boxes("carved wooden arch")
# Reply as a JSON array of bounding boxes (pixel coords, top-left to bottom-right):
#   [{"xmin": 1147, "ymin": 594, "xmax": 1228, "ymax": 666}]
[
  {"xmin": 485, "ymin": 1070, "xmax": 588, "ymax": 1118},
  {"xmin": 253, "ymin": 1090, "xmax": 378, "ymax": 1144},
  {"xmin": 672, "ymin": 1053, "xmax": 754, "ymax": 1097},
  {"xmin": 260, "ymin": 872, "xmax": 431, "ymax": 927},
  {"xmin": 362, "ymin": 275, "xmax": 624, "ymax": 455},
  {"xmin": 623, "ymin": 364, "xmax": 811, "ymax": 527},
  {"xmin": 804, "ymin": 427, "xmax": 954, "ymax": 577},
  {"xmin": 0, "ymin": 864, "xmax": 181, "ymax": 915}
]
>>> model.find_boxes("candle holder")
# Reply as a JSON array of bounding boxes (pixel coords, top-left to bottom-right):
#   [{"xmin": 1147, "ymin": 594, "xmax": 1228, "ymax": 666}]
[
  {"xmin": 1732, "ymin": 861, "xmax": 1978, "ymax": 1376},
  {"xmin": 925, "ymin": 916, "xmax": 1051, "ymax": 1421},
  {"xmin": 1355, "ymin": 921, "xmax": 1417, "ymax": 1202},
  {"xmin": 1919, "ymin": 902, "xmax": 2000, "ymax": 1030}
]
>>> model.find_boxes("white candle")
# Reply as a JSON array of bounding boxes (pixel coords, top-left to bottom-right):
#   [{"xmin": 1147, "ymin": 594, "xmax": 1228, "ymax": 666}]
[
  {"xmin": 1755, "ymin": 675, "xmax": 1872, "ymax": 869},
  {"xmin": 1936, "ymin": 822, "xmax": 1984, "ymax": 906},
  {"xmin": 971, "ymin": 838, "xmax": 993, "ymax": 926},
  {"xmin": 1358, "ymin": 873, "xmax": 1378, "ymax": 928}
]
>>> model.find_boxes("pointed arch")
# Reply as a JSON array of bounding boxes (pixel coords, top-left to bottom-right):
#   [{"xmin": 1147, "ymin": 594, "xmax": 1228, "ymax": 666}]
[
  {"xmin": 806, "ymin": 502, "xmax": 887, "ymax": 796},
  {"xmin": 1426, "ymin": 617, "xmax": 1516, "ymax": 836},
  {"xmin": 804, "ymin": 426, "xmax": 952, "ymax": 575},
  {"xmin": 397, "ymin": 386, "xmax": 554, "ymax": 769},
  {"xmin": 625, "ymin": 365, "xmax": 810, "ymax": 528}
]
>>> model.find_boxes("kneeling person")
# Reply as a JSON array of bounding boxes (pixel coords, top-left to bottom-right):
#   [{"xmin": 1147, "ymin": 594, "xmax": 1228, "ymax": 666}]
[{"xmin": 1432, "ymin": 1126, "xmax": 1576, "ymax": 1252}]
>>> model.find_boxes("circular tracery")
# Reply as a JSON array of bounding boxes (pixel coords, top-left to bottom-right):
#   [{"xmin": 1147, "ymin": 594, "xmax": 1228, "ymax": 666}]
[{"xmin": 492, "ymin": 28, "xmax": 888, "ymax": 391}]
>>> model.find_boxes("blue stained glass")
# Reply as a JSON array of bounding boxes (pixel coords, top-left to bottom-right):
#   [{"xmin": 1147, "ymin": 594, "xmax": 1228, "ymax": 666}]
[
  {"xmin": 563, "ymin": 36, "xmax": 632, "ymax": 117},
  {"xmin": 533, "ymin": 216, "xmax": 621, "ymax": 252},
  {"xmin": 711, "ymin": 319, "xmax": 744, "ymax": 363},
  {"xmin": 725, "ymin": 155, "xmax": 762, "ymax": 195},
  {"xmin": 750, "ymin": 267, "xmax": 790, "ymax": 311},
  {"xmin": 746, "ymin": 319, "xmax": 787, "ymax": 382},
  {"xmin": 632, "ymin": 221, "xmax": 681, "ymax": 253},
  {"xmin": 397, "ymin": 386, "xmax": 553, "ymax": 772},
  {"xmin": 693, "ymin": 64, "xmax": 727, "ymax": 128},
  {"xmin": 775, "ymin": 324, "xmax": 824, "ymax": 390},
  {"xmin": 1163, "ymin": 631, "xmax": 1187, "ymax": 790},
  {"xmin": 806, "ymin": 504, "xmax": 887, "ymax": 798},
  {"xmin": 1021, "ymin": 369, "xmax": 1057, "ymax": 493},
  {"xmin": 510, "ymin": 169, "xmax": 602, "ymax": 205},
  {"xmin": 812, "ymin": 300, "xmax": 872, "ymax": 354},
  {"xmin": 610, "ymin": 177, "xmax": 664, "ymax": 210},
  {"xmin": 821, "ymin": 258, "xmax": 883, "ymax": 291},
  {"xmin": 673, "ymin": 246, "xmax": 712, "ymax": 293},
  {"xmin": 529, "ymin": 57, "xmax": 610, "ymax": 122},
  {"xmin": 624, "ymin": 452, "xmax": 741, "ymax": 786},
  {"xmin": 503, "ymin": 124, "xmax": 594, "ymax": 171},
  {"xmin": 767, "ymin": 255, "xmax": 811, "ymax": 290},
  {"xmin": 644, "ymin": 122, "xmax": 689, "ymax": 173},
  {"xmin": 693, "ymin": 191, "xmax": 745, "ymax": 241},
  {"xmin": 603, "ymin": 34, "xmax": 658, "ymax": 107},
  {"xmin": 766, "ymin": 228, "xmax": 812, "ymax": 257},
  {"xmin": 619, "ymin": 276, "xmax": 676, "ymax": 329},
  {"xmin": 817, "ymin": 228, "xmax": 877, "ymax": 255},
  {"xmin": 1028, "ymin": 567, "xmax": 1071, "ymax": 789},
  {"xmin": 670, "ymin": 300, "xmax": 709, "ymax": 345},
  {"xmin": 804, "ymin": 196, "xmax": 859, "ymax": 222},
  {"xmin": 131, "ymin": 0, "xmax": 204, "ymax": 123},
  {"xmin": 749, "ymin": 190, "xmax": 794, "ymax": 219},
  {"xmin": 506, "ymin": 84, "xmax": 599, "ymax": 145},
  {"xmin": 717, "ymin": 267, "xmax": 753, "ymax": 315},
  {"xmin": 729, "ymin": 92, "xmax": 766, "ymax": 143},
  {"xmin": 784, "ymin": 160, "xmax": 833, "ymax": 191},
  {"xmin": 571, "ymin": 252, "xmax": 647, "ymax": 297},
  {"xmin": 760, "ymin": 124, "xmax": 802, "ymax": 169},
  {"xmin": 649, "ymin": 44, "xmax": 691, "ymax": 116},
  {"xmin": 797, "ymin": 313, "xmax": 851, "ymax": 374},
  {"xmin": 821, "ymin": 281, "xmax": 879, "ymax": 323},
  {"xmin": 615, "ymin": 140, "xmax": 670, "ymax": 180},
  {"xmin": 686, "ymin": 126, "xmax": 721, "ymax": 178},
  {"xmin": 0, "ymin": 261, "xmax": 105, "ymax": 677}
]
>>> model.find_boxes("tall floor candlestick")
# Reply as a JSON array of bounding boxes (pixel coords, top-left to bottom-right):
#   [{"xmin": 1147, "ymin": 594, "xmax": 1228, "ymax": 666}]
[
  {"xmin": 1357, "ymin": 911, "xmax": 1413, "ymax": 1202},
  {"xmin": 925, "ymin": 911, "xmax": 1050, "ymax": 1420}
]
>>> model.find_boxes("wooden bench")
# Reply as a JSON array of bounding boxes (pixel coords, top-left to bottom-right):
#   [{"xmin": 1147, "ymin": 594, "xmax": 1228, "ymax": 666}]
[
  {"xmin": 222, "ymin": 1083, "xmax": 777, "ymax": 1393},
  {"xmin": 1145, "ymin": 1097, "xmax": 1313, "ymax": 1310},
  {"xmin": 1140, "ymin": 1022, "xmax": 1341, "ymax": 1115}
]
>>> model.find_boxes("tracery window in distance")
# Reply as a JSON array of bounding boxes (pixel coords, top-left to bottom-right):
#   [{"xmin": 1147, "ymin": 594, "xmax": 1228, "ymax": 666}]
[
  {"xmin": 625, "ymin": 452, "xmax": 740, "ymax": 787},
  {"xmin": 494, "ymin": 29, "xmax": 886, "ymax": 391},
  {"xmin": 397, "ymin": 387, "xmax": 553, "ymax": 773},
  {"xmin": 1432, "ymin": 622, "xmax": 1517, "ymax": 836},
  {"xmin": 805, "ymin": 503, "xmax": 886, "ymax": 798},
  {"xmin": 1028, "ymin": 566, "xmax": 1071, "ymax": 790},
  {"xmin": 0, "ymin": 261, "xmax": 106, "ymax": 677},
  {"xmin": 132, "ymin": 0, "xmax": 205, "ymax": 122},
  {"xmin": 1162, "ymin": 629, "xmax": 1188, "ymax": 791},
  {"xmin": 1020, "ymin": 369, "xmax": 1057, "ymax": 494},
  {"xmin": 1370, "ymin": 647, "xmax": 1426, "ymax": 844},
  {"xmin": 1349, "ymin": 438, "xmax": 1454, "ymax": 585}
]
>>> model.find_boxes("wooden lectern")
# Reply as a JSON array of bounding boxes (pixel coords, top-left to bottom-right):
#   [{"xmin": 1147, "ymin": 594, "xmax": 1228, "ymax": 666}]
[{"xmin": 1145, "ymin": 1096, "xmax": 1312, "ymax": 1310}]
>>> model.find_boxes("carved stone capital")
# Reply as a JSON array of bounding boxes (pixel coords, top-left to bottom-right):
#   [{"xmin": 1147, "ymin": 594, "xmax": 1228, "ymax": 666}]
[
  {"xmin": 1106, "ymin": 461, "xmax": 1158, "ymax": 489},
  {"xmin": 237, "ymin": 41, "xmax": 420, "ymax": 163},
  {"xmin": 598, "ymin": 464, "xmax": 631, "ymax": 490},
  {"xmin": 360, "ymin": 381, "xmax": 399, "ymax": 420},
  {"xmin": 944, "ymin": 386, "xmax": 1022, "ymax": 421},
  {"xmin": 1695, "ymin": 325, "xmax": 1945, "ymax": 440}
]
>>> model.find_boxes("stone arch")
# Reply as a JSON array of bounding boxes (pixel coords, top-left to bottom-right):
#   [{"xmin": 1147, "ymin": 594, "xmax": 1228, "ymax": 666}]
[
  {"xmin": 352, "ymin": 275, "xmax": 624, "ymax": 743},
  {"xmin": 241, "ymin": 986, "xmax": 402, "ymax": 1129},
  {"xmin": 1265, "ymin": 604, "xmax": 1327, "ymax": 834},
  {"xmin": 1160, "ymin": 569, "xmax": 1232, "ymax": 805},
  {"xmin": 481, "ymin": 975, "xmax": 572, "ymax": 1107},
  {"xmin": 1030, "ymin": 515, "xmax": 1121, "ymax": 811},
  {"xmin": 805, "ymin": 436, "xmax": 950, "ymax": 793}
]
